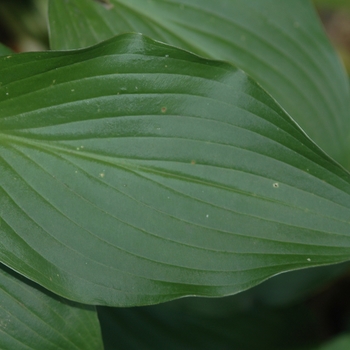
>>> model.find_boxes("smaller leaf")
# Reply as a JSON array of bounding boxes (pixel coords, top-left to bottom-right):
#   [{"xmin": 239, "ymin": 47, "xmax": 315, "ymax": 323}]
[{"xmin": 0, "ymin": 264, "xmax": 103, "ymax": 350}]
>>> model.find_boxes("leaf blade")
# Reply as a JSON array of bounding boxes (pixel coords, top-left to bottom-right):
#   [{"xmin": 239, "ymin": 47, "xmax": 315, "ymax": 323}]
[
  {"xmin": 0, "ymin": 34, "xmax": 350, "ymax": 306},
  {"xmin": 0, "ymin": 264, "xmax": 103, "ymax": 350}
]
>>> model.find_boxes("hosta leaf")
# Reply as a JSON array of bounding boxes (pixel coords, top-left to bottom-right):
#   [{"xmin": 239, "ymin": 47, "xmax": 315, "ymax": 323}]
[
  {"xmin": 48, "ymin": 0, "xmax": 350, "ymax": 168},
  {"xmin": 0, "ymin": 264, "xmax": 103, "ymax": 350},
  {"xmin": 1, "ymin": 34, "xmax": 350, "ymax": 306}
]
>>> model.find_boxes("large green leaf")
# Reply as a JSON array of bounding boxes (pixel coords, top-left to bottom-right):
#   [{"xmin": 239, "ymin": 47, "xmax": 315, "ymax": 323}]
[
  {"xmin": 48, "ymin": 0, "xmax": 350, "ymax": 168},
  {"xmin": 1, "ymin": 34, "xmax": 350, "ymax": 306},
  {"xmin": 0, "ymin": 264, "xmax": 103, "ymax": 350}
]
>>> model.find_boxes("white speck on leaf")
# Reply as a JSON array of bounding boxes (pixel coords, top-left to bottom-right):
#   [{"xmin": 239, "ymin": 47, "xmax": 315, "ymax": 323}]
[{"xmin": 273, "ymin": 183, "xmax": 279, "ymax": 188}]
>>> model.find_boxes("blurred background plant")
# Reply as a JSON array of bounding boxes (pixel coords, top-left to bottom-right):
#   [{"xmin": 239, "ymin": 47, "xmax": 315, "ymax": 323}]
[
  {"xmin": 0, "ymin": 0, "xmax": 48, "ymax": 51},
  {"xmin": 315, "ymin": 0, "xmax": 350, "ymax": 74},
  {"xmin": 1, "ymin": 1, "xmax": 350, "ymax": 349}
]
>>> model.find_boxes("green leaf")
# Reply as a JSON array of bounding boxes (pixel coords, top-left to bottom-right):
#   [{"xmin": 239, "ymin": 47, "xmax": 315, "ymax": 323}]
[
  {"xmin": 0, "ymin": 264, "xmax": 103, "ymax": 350},
  {"xmin": 48, "ymin": 0, "xmax": 350, "ymax": 168},
  {"xmin": 1, "ymin": 34, "xmax": 350, "ymax": 306}
]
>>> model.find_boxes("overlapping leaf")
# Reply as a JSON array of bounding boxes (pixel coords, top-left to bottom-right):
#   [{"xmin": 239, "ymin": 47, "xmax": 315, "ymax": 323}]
[
  {"xmin": 1, "ymin": 34, "xmax": 350, "ymax": 306},
  {"xmin": 48, "ymin": 0, "xmax": 350, "ymax": 168},
  {"xmin": 0, "ymin": 264, "xmax": 103, "ymax": 350}
]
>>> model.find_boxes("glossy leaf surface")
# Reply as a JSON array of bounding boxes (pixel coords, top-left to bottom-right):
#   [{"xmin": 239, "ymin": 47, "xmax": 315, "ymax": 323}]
[
  {"xmin": 48, "ymin": 0, "xmax": 350, "ymax": 168},
  {"xmin": 1, "ymin": 34, "xmax": 350, "ymax": 306},
  {"xmin": 0, "ymin": 264, "xmax": 103, "ymax": 350}
]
